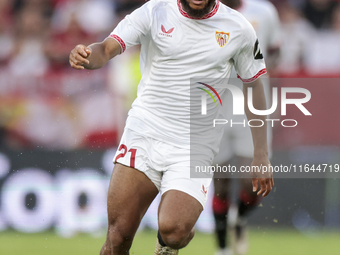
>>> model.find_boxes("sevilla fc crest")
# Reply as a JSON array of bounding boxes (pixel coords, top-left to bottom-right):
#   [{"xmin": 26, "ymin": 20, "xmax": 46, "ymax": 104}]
[{"xmin": 215, "ymin": 31, "xmax": 230, "ymax": 48}]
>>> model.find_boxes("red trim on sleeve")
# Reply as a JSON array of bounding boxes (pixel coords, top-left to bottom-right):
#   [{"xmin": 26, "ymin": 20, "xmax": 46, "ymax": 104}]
[
  {"xmin": 177, "ymin": 0, "xmax": 220, "ymax": 20},
  {"xmin": 237, "ymin": 68, "xmax": 267, "ymax": 83},
  {"xmin": 109, "ymin": 34, "xmax": 126, "ymax": 53}
]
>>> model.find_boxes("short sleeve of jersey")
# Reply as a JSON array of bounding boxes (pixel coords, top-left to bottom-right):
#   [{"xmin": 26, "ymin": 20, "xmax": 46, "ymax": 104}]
[
  {"xmin": 108, "ymin": 1, "xmax": 152, "ymax": 53},
  {"xmin": 233, "ymin": 22, "xmax": 267, "ymax": 83}
]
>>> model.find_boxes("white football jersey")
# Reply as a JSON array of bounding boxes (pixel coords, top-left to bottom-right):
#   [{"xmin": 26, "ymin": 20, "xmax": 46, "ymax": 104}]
[
  {"xmin": 109, "ymin": 0, "xmax": 266, "ymax": 152},
  {"xmin": 236, "ymin": 0, "xmax": 281, "ymax": 56}
]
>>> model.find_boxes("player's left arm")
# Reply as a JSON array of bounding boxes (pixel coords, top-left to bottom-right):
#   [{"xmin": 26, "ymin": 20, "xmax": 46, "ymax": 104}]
[
  {"xmin": 243, "ymin": 79, "xmax": 274, "ymax": 197},
  {"xmin": 233, "ymin": 17, "xmax": 274, "ymax": 196}
]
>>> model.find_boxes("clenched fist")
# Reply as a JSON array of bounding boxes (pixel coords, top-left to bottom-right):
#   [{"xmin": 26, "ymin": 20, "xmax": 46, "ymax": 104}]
[{"xmin": 69, "ymin": 44, "xmax": 92, "ymax": 70}]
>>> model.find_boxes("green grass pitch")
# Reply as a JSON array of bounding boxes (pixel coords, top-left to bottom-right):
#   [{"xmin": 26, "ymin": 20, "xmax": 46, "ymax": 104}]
[{"xmin": 0, "ymin": 229, "xmax": 339, "ymax": 255}]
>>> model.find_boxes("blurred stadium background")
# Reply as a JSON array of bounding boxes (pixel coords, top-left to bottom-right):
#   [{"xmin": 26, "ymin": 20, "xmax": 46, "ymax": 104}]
[{"xmin": 0, "ymin": 0, "xmax": 340, "ymax": 254}]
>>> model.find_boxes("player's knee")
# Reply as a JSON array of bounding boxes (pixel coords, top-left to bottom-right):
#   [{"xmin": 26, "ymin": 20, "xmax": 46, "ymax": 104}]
[
  {"xmin": 158, "ymin": 221, "xmax": 195, "ymax": 249},
  {"xmin": 107, "ymin": 223, "xmax": 134, "ymax": 251}
]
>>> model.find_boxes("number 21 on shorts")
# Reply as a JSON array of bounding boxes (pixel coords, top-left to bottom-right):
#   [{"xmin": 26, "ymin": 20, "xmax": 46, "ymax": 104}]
[{"xmin": 115, "ymin": 144, "xmax": 137, "ymax": 168}]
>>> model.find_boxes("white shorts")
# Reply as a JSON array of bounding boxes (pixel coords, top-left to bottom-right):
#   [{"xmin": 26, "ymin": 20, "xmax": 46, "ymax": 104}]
[
  {"xmin": 213, "ymin": 76, "xmax": 272, "ymax": 165},
  {"xmin": 113, "ymin": 128, "xmax": 212, "ymax": 208}
]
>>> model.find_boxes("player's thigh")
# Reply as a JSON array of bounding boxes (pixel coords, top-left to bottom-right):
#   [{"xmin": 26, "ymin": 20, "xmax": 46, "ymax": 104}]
[
  {"xmin": 157, "ymin": 143, "xmax": 212, "ymax": 233},
  {"xmin": 107, "ymin": 163, "xmax": 159, "ymax": 233},
  {"xmin": 158, "ymin": 189, "xmax": 203, "ymax": 234},
  {"xmin": 158, "ymin": 169, "xmax": 211, "ymax": 233}
]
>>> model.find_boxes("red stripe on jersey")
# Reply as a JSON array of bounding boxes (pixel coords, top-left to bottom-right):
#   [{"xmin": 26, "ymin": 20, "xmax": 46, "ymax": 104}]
[
  {"xmin": 109, "ymin": 34, "xmax": 126, "ymax": 53},
  {"xmin": 177, "ymin": 0, "xmax": 220, "ymax": 20},
  {"xmin": 237, "ymin": 68, "xmax": 267, "ymax": 83}
]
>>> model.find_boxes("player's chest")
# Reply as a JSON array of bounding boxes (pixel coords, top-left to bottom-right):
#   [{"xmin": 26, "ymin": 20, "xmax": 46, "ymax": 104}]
[{"xmin": 150, "ymin": 18, "xmax": 239, "ymax": 64}]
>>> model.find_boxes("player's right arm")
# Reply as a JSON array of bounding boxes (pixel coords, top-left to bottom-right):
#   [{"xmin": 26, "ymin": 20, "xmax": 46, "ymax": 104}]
[
  {"xmin": 70, "ymin": 1, "xmax": 152, "ymax": 71},
  {"xmin": 69, "ymin": 38, "xmax": 121, "ymax": 70}
]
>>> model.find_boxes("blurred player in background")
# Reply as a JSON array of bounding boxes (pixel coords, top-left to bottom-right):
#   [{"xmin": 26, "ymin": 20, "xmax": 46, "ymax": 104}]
[
  {"xmin": 69, "ymin": 0, "xmax": 274, "ymax": 254},
  {"xmin": 212, "ymin": 1, "xmax": 281, "ymax": 255}
]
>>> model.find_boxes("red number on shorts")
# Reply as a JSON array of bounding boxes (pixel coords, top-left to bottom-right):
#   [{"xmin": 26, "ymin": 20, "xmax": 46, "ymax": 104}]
[
  {"xmin": 128, "ymin": 148, "xmax": 137, "ymax": 168},
  {"xmin": 115, "ymin": 144, "xmax": 127, "ymax": 162},
  {"xmin": 115, "ymin": 144, "xmax": 137, "ymax": 168}
]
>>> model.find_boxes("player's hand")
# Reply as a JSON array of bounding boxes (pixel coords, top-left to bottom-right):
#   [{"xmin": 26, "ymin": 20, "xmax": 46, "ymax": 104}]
[
  {"xmin": 250, "ymin": 156, "xmax": 274, "ymax": 197},
  {"xmin": 69, "ymin": 44, "xmax": 92, "ymax": 70}
]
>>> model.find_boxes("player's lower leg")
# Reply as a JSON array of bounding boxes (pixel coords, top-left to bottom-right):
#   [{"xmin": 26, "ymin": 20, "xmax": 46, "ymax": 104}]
[
  {"xmin": 228, "ymin": 182, "xmax": 262, "ymax": 255},
  {"xmin": 213, "ymin": 195, "xmax": 229, "ymax": 248},
  {"xmin": 213, "ymin": 177, "xmax": 232, "ymax": 255},
  {"xmin": 213, "ymin": 195, "xmax": 232, "ymax": 255},
  {"xmin": 101, "ymin": 164, "xmax": 158, "ymax": 255},
  {"xmin": 100, "ymin": 222, "xmax": 144, "ymax": 255}
]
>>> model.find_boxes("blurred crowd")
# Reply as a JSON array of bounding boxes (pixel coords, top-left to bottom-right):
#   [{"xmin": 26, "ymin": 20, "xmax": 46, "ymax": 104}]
[
  {"xmin": 276, "ymin": 0, "xmax": 340, "ymax": 75},
  {"xmin": 0, "ymin": 0, "xmax": 339, "ymax": 150},
  {"xmin": 0, "ymin": 0, "xmax": 152, "ymax": 71}
]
